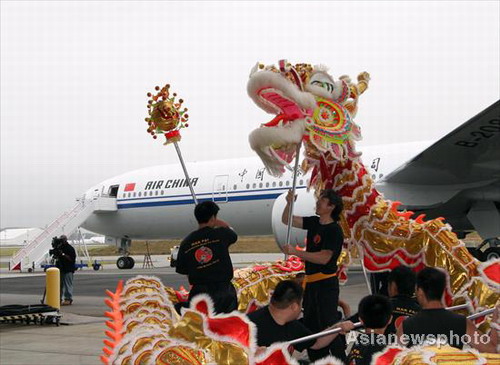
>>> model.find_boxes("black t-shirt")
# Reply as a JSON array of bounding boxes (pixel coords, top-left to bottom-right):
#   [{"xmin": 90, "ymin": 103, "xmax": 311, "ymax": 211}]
[
  {"xmin": 56, "ymin": 243, "xmax": 76, "ymax": 273},
  {"xmin": 302, "ymin": 216, "xmax": 343, "ymax": 275},
  {"xmin": 348, "ymin": 333, "xmax": 388, "ymax": 365},
  {"xmin": 176, "ymin": 226, "xmax": 237, "ymax": 285},
  {"xmin": 385, "ymin": 295, "xmax": 421, "ymax": 334},
  {"xmin": 402, "ymin": 308, "xmax": 467, "ymax": 349},
  {"xmin": 248, "ymin": 306, "xmax": 315, "ymax": 352}
]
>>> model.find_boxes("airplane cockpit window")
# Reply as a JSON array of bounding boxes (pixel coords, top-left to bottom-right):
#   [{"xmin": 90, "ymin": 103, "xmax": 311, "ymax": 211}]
[{"xmin": 379, "ymin": 174, "xmax": 384, "ymax": 178}]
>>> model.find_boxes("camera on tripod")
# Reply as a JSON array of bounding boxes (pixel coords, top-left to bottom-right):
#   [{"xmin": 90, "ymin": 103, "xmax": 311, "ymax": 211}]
[{"xmin": 49, "ymin": 237, "xmax": 64, "ymax": 258}]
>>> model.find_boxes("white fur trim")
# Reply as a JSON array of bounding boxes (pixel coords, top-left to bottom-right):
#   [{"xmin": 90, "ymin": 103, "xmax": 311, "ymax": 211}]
[
  {"xmin": 187, "ymin": 295, "xmax": 258, "ymax": 356},
  {"xmin": 477, "ymin": 259, "xmax": 500, "ymax": 290},
  {"xmin": 247, "ymin": 70, "xmax": 316, "ymax": 114},
  {"xmin": 254, "ymin": 342, "xmax": 299, "ymax": 365},
  {"xmin": 249, "ymin": 119, "xmax": 306, "ymax": 176}
]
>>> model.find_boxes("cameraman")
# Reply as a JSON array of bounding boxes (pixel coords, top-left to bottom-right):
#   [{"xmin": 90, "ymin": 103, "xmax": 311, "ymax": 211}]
[{"xmin": 54, "ymin": 235, "xmax": 76, "ymax": 305}]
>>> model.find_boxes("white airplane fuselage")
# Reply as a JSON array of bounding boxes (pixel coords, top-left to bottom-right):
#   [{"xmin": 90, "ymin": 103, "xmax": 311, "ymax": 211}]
[{"xmin": 81, "ymin": 142, "xmax": 429, "ymax": 240}]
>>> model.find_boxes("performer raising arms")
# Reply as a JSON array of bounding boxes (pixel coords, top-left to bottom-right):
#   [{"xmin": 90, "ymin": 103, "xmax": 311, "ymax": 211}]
[
  {"xmin": 176, "ymin": 201, "xmax": 238, "ymax": 314},
  {"xmin": 282, "ymin": 189, "xmax": 345, "ymax": 362}
]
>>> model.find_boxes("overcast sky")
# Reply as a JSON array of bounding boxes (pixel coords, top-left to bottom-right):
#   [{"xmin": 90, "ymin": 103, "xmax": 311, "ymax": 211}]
[{"xmin": 1, "ymin": 1, "xmax": 499, "ymax": 229}]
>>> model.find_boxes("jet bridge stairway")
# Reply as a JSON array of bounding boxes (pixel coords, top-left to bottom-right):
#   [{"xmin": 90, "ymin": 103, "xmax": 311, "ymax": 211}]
[{"xmin": 9, "ymin": 197, "xmax": 117, "ymax": 271}]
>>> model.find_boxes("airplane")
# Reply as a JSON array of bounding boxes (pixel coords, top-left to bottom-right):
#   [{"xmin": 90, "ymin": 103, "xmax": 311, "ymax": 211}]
[
  {"xmin": 9, "ymin": 101, "xmax": 500, "ymax": 271},
  {"xmin": 79, "ymin": 100, "xmax": 500, "ymax": 268}
]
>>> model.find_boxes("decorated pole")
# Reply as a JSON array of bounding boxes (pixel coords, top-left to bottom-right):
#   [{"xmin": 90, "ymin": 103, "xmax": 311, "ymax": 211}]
[
  {"xmin": 144, "ymin": 84, "xmax": 198, "ymax": 205},
  {"xmin": 285, "ymin": 144, "xmax": 302, "ymax": 259},
  {"xmin": 173, "ymin": 141, "xmax": 198, "ymax": 204}
]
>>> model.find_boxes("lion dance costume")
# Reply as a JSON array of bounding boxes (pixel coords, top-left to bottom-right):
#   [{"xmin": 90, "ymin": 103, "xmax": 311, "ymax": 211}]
[{"xmin": 101, "ymin": 61, "xmax": 499, "ymax": 364}]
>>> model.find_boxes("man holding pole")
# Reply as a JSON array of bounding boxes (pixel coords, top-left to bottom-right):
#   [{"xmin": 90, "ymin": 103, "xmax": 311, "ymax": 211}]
[
  {"xmin": 176, "ymin": 201, "xmax": 238, "ymax": 314},
  {"xmin": 398, "ymin": 267, "xmax": 498, "ymax": 352},
  {"xmin": 282, "ymin": 189, "xmax": 345, "ymax": 362},
  {"xmin": 248, "ymin": 280, "xmax": 354, "ymax": 356}
]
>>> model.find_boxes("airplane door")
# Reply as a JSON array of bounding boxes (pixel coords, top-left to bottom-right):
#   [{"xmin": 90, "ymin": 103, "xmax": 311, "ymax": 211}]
[{"xmin": 212, "ymin": 175, "xmax": 229, "ymax": 203}]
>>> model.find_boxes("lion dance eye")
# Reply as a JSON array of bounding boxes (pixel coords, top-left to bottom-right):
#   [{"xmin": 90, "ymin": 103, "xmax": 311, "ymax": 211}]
[{"xmin": 311, "ymin": 80, "xmax": 334, "ymax": 93}]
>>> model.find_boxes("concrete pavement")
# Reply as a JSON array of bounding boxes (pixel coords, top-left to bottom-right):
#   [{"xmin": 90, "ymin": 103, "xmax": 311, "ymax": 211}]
[{"xmin": 0, "ymin": 255, "xmax": 369, "ymax": 365}]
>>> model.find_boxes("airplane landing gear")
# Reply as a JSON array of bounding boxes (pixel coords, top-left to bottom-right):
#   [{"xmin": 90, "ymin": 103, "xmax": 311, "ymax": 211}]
[
  {"xmin": 466, "ymin": 237, "xmax": 500, "ymax": 262},
  {"xmin": 116, "ymin": 236, "xmax": 134, "ymax": 269},
  {"xmin": 116, "ymin": 256, "xmax": 135, "ymax": 269}
]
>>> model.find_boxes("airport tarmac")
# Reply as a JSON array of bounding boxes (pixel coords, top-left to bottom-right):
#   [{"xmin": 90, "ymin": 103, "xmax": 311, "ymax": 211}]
[{"xmin": 0, "ymin": 256, "xmax": 369, "ymax": 365}]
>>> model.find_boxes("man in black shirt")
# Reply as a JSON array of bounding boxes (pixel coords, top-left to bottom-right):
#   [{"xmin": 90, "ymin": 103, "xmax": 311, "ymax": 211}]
[
  {"xmin": 386, "ymin": 265, "xmax": 421, "ymax": 334},
  {"xmin": 176, "ymin": 201, "xmax": 238, "ymax": 314},
  {"xmin": 282, "ymin": 189, "xmax": 345, "ymax": 362},
  {"xmin": 348, "ymin": 295, "xmax": 393, "ymax": 365},
  {"xmin": 398, "ymin": 267, "xmax": 498, "ymax": 352},
  {"xmin": 248, "ymin": 280, "xmax": 354, "ymax": 355},
  {"xmin": 55, "ymin": 235, "xmax": 76, "ymax": 305}
]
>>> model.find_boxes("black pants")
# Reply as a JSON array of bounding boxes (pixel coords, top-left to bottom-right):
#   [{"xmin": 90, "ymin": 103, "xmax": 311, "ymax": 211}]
[
  {"xmin": 188, "ymin": 281, "xmax": 238, "ymax": 314},
  {"xmin": 303, "ymin": 276, "xmax": 346, "ymax": 362}
]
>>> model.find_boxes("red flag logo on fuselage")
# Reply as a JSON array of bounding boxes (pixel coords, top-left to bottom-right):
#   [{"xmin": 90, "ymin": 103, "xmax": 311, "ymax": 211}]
[{"xmin": 124, "ymin": 183, "xmax": 136, "ymax": 192}]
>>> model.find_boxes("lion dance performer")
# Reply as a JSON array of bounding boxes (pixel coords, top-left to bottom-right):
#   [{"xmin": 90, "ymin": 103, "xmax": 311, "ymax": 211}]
[{"xmin": 246, "ymin": 59, "xmax": 499, "ymax": 322}]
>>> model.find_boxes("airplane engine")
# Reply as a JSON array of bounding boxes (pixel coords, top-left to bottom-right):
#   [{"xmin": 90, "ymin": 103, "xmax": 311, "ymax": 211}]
[{"xmin": 271, "ymin": 189, "xmax": 316, "ymax": 250}]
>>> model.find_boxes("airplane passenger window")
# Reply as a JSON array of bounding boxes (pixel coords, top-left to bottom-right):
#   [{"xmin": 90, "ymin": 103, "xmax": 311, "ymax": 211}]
[
  {"xmin": 138, "ymin": 192, "xmax": 142, "ymax": 197},
  {"xmin": 133, "ymin": 192, "xmax": 136, "ymax": 197},
  {"xmin": 372, "ymin": 174, "xmax": 376, "ymax": 179},
  {"xmin": 150, "ymin": 191, "xmax": 153, "ymax": 196},
  {"xmin": 155, "ymin": 191, "xmax": 158, "ymax": 196},
  {"xmin": 279, "ymin": 181, "xmax": 283, "ymax": 187},
  {"xmin": 246, "ymin": 184, "xmax": 250, "ymax": 189},
  {"xmin": 285, "ymin": 181, "xmax": 290, "ymax": 186},
  {"xmin": 272, "ymin": 182, "xmax": 276, "ymax": 187},
  {"xmin": 259, "ymin": 183, "xmax": 263, "ymax": 188},
  {"xmin": 300, "ymin": 180, "xmax": 303, "ymax": 185},
  {"xmin": 252, "ymin": 183, "xmax": 256, "ymax": 188},
  {"xmin": 161, "ymin": 190, "xmax": 164, "ymax": 195},
  {"xmin": 266, "ymin": 182, "xmax": 269, "ymax": 187},
  {"xmin": 233, "ymin": 184, "xmax": 237, "ymax": 190}
]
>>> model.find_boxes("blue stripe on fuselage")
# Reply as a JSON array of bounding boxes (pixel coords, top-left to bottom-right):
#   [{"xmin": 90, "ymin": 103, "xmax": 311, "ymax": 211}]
[{"xmin": 117, "ymin": 192, "xmax": 284, "ymax": 209}]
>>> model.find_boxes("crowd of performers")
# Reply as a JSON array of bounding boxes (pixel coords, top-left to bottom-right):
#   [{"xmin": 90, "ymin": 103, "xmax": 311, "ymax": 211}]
[{"xmin": 174, "ymin": 190, "xmax": 499, "ymax": 364}]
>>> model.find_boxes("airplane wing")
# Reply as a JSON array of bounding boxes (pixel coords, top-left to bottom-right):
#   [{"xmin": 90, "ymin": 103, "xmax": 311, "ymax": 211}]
[{"xmin": 382, "ymin": 100, "xmax": 500, "ymax": 185}]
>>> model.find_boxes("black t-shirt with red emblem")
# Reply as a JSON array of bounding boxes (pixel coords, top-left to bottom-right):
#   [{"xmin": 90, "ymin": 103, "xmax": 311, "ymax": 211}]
[
  {"xmin": 385, "ymin": 295, "xmax": 421, "ymax": 334},
  {"xmin": 347, "ymin": 333, "xmax": 389, "ymax": 365},
  {"xmin": 302, "ymin": 216, "xmax": 343, "ymax": 275},
  {"xmin": 176, "ymin": 226, "xmax": 237, "ymax": 285}
]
